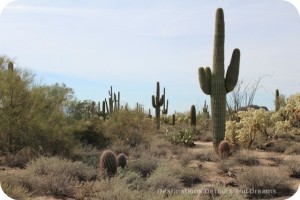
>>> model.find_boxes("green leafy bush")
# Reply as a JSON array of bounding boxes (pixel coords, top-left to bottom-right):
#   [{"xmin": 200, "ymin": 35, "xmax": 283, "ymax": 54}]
[{"xmin": 169, "ymin": 128, "xmax": 195, "ymax": 147}]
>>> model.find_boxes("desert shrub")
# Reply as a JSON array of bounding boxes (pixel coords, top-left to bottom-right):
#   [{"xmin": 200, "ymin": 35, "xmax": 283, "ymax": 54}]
[
  {"xmin": 93, "ymin": 177, "xmax": 145, "ymax": 200},
  {"xmin": 18, "ymin": 156, "xmax": 96, "ymax": 198},
  {"xmin": 269, "ymin": 140, "xmax": 290, "ymax": 153},
  {"xmin": 233, "ymin": 149, "xmax": 259, "ymax": 166},
  {"xmin": 195, "ymin": 184, "xmax": 220, "ymax": 200},
  {"xmin": 285, "ymin": 143, "xmax": 300, "ymax": 155},
  {"xmin": 120, "ymin": 170, "xmax": 146, "ymax": 190},
  {"xmin": 169, "ymin": 128, "xmax": 195, "ymax": 147},
  {"xmin": 0, "ymin": 181, "xmax": 30, "ymax": 199},
  {"xmin": 178, "ymin": 152, "xmax": 195, "ymax": 166},
  {"xmin": 193, "ymin": 150, "xmax": 216, "ymax": 162},
  {"xmin": 217, "ymin": 160, "xmax": 233, "ymax": 175},
  {"xmin": 284, "ymin": 160, "xmax": 300, "ymax": 178},
  {"xmin": 73, "ymin": 119, "xmax": 109, "ymax": 149},
  {"xmin": 74, "ymin": 181, "xmax": 98, "ymax": 200},
  {"xmin": 179, "ymin": 168, "xmax": 202, "ymax": 187},
  {"xmin": 109, "ymin": 140, "xmax": 131, "ymax": 155},
  {"xmin": 128, "ymin": 155, "xmax": 158, "ymax": 178},
  {"xmin": 145, "ymin": 162, "xmax": 183, "ymax": 195},
  {"xmin": 104, "ymin": 109, "xmax": 153, "ymax": 147},
  {"xmin": 71, "ymin": 146, "xmax": 100, "ymax": 167},
  {"xmin": 197, "ymin": 130, "xmax": 213, "ymax": 142},
  {"xmin": 3, "ymin": 147, "xmax": 38, "ymax": 168},
  {"xmin": 238, "ymin": 167, "xmax": 294, "ymax": 199},
  {"xmin": 149, "ymin": 139, "xmax": 171, "ymax": 158}
]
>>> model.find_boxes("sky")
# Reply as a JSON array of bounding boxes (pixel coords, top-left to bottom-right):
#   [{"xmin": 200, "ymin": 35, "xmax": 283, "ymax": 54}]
[{"xmin": 0, "ymin": 0, "xmax": 300, "ymax": 114}]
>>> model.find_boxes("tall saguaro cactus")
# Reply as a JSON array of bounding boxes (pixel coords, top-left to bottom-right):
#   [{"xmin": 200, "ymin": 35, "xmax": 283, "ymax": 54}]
[
  {"xmin": 152, "ymin": 82, "xmax": 165, "ymax": 129},
  {"xmin": 198, "ymin": 8, "xmax": 241, "ymax": 151}
]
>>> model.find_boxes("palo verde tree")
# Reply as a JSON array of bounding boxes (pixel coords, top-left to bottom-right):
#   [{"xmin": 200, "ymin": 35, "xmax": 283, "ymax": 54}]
[{"xmin": 0, "ymin": 56, "xmax": 78, "ymax": 156}]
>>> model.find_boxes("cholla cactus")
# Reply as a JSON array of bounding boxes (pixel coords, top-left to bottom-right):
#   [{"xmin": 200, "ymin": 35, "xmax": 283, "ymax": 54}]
[
  {"xmin": 225, "ymin": 108, "xmax": 270, "ymax": 149},
  {"xmin": 198, "ymin": 8, "xmax": 240, "ymax": 151}
]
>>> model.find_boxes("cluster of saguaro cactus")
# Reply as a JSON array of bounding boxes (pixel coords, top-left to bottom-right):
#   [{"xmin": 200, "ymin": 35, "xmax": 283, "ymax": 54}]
[
  {"xmin": 198, "ymin": 8, "xmax": 241, "ymax": 151},
  {"xmin": 275, "ymin": 89, "xmax": 280, "ymax": 111},
  {"xmin": 152, "ymin": 82, "xmax": 165, "ymax": 129},
  {"xmin": 190, "ymin": 105, "xmax": 196, "ymax": 129},
  {"xmin": 99, "ymin": 150, "xmax": 118, "ymax": 178},
  {"xmin": 108, "ymin": 86, "xmax": 120, "ymax": 113}
]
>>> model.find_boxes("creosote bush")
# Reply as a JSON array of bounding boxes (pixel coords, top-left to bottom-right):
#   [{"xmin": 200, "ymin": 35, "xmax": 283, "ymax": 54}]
[
  {"xmin": 12, "ymin": 156, "xmax": 96, "ymax": 198},
  {"xmin": 238, "ymin": 167, "xmax": 294, "ymax": 199}
]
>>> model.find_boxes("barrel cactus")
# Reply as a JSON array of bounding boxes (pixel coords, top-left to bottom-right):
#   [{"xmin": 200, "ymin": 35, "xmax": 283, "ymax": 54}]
[
  {"xmin": 198, "ymin": 8, "xmax": 240, "ymax": 151},
  {"xmin": 218, "ymin": 140, "xmax": 230, "ymax": 158},
  {"xmin": 99, "ymin": 150, "xmax": 118, "ymax": 178},
  {"xmin": 117, "ymin": 153, "xmax": 127, "ymax": 169}
]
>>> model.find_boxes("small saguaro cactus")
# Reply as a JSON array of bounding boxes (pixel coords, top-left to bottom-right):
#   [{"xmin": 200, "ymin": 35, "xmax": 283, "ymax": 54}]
[
  {"xmin": 218, "ymin": 140, "xmax": 230, "ymax": 158},
  {"xmin": 198, "ymin": 8, "xmax": 240, "ymax": 151},
  {"xmin": 275, "ymin": 89, "xmax": 280, "ymax": 111},
  {"xmin": 162, "ymin": 88, "xmax": 168, "ymax": 115},
  {"xmin": 117, "ymin": 153, "xmax": 127, "ymax": 169},
  {"xmin": 203, "ymin": 100, "xmax": 209, "ymax": 118},
  {"xmin": 152, "ymin": 82, "xmax": 165, "ymax": 129},
  {"xmin": 191, "ymin": 105, "xmax": 196, "ymax": 129},
  {"xmin": 99, "ymin": 150, "xmax": 118, "ymax": 178},
  {"xmin": 172, "ymin": 114, "xmax": 176, "ymax": 125}
]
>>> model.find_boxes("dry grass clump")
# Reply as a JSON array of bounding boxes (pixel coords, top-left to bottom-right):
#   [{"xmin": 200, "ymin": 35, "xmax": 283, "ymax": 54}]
[
  {"xmin": 195, "ymin": 184, "xmax": 220, "ymax": 200},
  {"xmin": 284, "ymin": 143, "xmax": 300, "ymax": 155},
  {"xmin": 127, "ymin": 155, "xmax": 158, "ymax": 178},
  {"xmin": 284, "ymin": 159, "xmax": 300, "ymax": 178},
  {"xmin": 119, "ymin": 170, "xmax": 146, "ymax": 190},
  {"xmin": 145, "ymin": 162, "xmax": 183, "ymax": 195},
  {"xmin": 93, "ymin": 177, "xmax": 145, "ymax": 200},
  {"xmin": 193, "ymin": 150, "xmax": 217, "ymax": 162},
  {"xmin": 233, "ymin": 149, "xmax": 260, "ymax": 166},
  {"xmin": 217, "ymin": 160, "xmax": 234, "ymax": 175},
  {"xmin": 0, "ymin": 175, "xmax": 31, "ymax": 199},
  {"xmin": 238, "ymin": 166, "xmax": 294, "ymax": 199},
  {"xmin": 178, "ymin": 152, "xmax": 196, "ymax": 166}
]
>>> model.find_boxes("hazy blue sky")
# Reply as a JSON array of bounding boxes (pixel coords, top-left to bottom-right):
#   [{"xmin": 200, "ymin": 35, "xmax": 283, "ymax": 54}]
[{"xmin": 0, "ymin": 0, "xmax": 299, "ymax": 113}]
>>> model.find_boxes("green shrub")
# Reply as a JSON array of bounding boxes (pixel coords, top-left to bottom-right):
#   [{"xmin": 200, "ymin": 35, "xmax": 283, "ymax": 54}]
[{"xmin": 169, "ymin": 128, "xmax": 195, "ymax": 147}]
